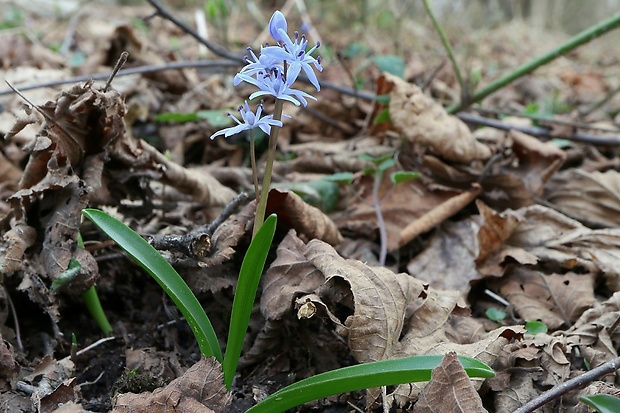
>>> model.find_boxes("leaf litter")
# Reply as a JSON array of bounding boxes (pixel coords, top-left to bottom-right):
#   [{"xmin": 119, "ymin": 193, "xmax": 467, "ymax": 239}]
[{"xmin": 1, "ymin": 3, "xmax": 620, "ymax": 413}]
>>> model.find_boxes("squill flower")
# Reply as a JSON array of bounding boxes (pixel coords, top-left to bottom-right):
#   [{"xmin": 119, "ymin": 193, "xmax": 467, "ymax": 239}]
[
  {"xmin": 209, "ymin": 101, "xmax": 282, "ymax": 139},
  {"xmin": 264, "ymin": 11, "xmax": 322, "ymax": 90},
  {"xmin": 234, "ymin": 70, "xmax": 316, "ymax": 107}
]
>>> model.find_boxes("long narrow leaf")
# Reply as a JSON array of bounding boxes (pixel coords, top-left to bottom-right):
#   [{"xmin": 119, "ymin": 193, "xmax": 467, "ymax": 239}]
[
  {"xmin": 247, "ymin": 355, "xmax": 495, "ymax": 413},
  {"xmin": 223, "ymin": 214, "xmax": 277, "ymax": 389},
  {"xmin": 580, "ymin": 394, "xmax": 620, "ymax": 413},
  {"xmin": 82, "ymin": 209, "xmax": 222, "ymax": 362}
]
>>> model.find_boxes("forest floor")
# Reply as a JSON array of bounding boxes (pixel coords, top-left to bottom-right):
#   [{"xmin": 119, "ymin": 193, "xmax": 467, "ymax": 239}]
[{"xmin": 1, "ymin": 2, "xmax": 620, "ymax": 412}]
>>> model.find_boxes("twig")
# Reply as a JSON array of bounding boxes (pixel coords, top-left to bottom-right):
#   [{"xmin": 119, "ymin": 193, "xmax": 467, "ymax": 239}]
[
  {"xmin": 0, "ymin": 60, "xmax": 240, "ymax": 96},
  {"xmin": 146, "ymin": 0, "xmax": 244, "ymax": 62},
  {"xmin": 421, "ymin": 0, "xmax": 466, "ymax": 101},
  {"xmin": 447, "ymin": 11, "xmax": 620, "ymax": 113},
  {"xmin": 513, "ymin": 356, "xmax": 620, "ymax": 413},
  {"xmin": 457, "ymin": 112, "xmax": 620, "ymax": 146},
  {"xmin": 148, "ymin": 192, "xmax": 248, "ymax": 258},
  {"xmin": 104, "ymin": 51, "xmax": 128, "ymax": 92}
]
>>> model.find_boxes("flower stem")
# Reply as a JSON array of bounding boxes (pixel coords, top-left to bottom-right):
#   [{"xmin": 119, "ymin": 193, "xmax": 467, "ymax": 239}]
[
  {"xmin": 253, "ymin": 99, "xmax": 284, "ymax": 237},
  {"xmin": 249, "ymin": 130, "xmax": 260, "ymax": 200}
]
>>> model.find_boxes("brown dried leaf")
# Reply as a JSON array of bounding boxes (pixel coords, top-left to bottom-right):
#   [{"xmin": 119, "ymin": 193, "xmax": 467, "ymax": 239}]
[
  {"xmin": 564, "ymin": 291, "xmax": 620, "ymax": 367},
  {"xmin": 406, "ymin": 217, "xmax": 483, "ymax": 295},
  {"xmin": 493, "ymin": 267, "xmax": 595, "ymax": 330},
  {"xmin": 261, "ymin": 230, "xmax": 325, "ymax": 320},
  {"xmin": 412, "ymin": 352, "xmax": 488, "ymax": 413},
  {"xmin": 380, "ymin": 73, "xmax": 491, "ymax": 163},
  {"xmin": 339, "ymin": 175, "xmax": 462, "ymax": 252},
  {"xmin": 545, "ymin": 169, "xmax": 620, "ymax": 227},
  {"xmin": 112, "ymin": 357, "xmax": 231, "ymax": 413},
  {"xmin": 1, "ymin": 220, "xmax": 37, "ymax": 274},
  {"xmin": 306, "ymin": 239, "xmax": 428, "ymax": 362},
  {"xmin": 111, "ymin": 139, "xmax": 235, "ymax": 207},
  {"xmin": 266, "ymin": 189, "xmax": 343, "ymax": 245}
]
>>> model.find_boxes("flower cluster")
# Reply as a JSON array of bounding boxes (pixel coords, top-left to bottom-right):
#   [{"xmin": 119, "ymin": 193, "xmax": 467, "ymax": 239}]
[{"xmin": 210, "ymin": 11, "xmax": 322, "ymax": 139}]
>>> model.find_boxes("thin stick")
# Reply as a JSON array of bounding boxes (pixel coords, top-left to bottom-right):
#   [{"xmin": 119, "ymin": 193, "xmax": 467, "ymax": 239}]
[
  {"xmin": 146, "ymin": 0, "xmax": 244, "ymax": 62},
  {"xmin": 513, "ymin": 356, "xmax": 620, "ymax": 413},
  {"xmin": 457, "ymin": 112, "xmax": 620, "ymax": 146},
  {"xmin": 373, "ymin": 170, "xmax": 388, "ymax": 266},
  {"xmin": 447, "ymin": 11, "xmax": 620, "ymax": 113},
  {"xmin": 104, "ymin": 51, "xmax": 128, "ymax": 92},
  {"xmin": 0, "ymin": 60, "xmax": 240, "ymax": 96}
]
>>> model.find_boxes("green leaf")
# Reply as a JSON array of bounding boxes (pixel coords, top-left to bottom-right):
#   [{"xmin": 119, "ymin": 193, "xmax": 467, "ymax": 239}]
[
  {"xmin": 223, "ymin": 214, "xmax": 277, "ymax": 390},
  {"xmin": 51, "ymin": 259, "xmax": 82, "ymax": 292},
  {"xmin": 372, "ymin": 55, "xmax": 405, "ymax": 78},
  {"xmin": 196, "ymin": 110, "xmax": 233, "ymax": 127},
  {"xmin": 485, "ymin": 308, "xmax": 507, "ymax": 322},
  {"xmin": 525, "ymin": 320, "xmax": 548, "ymax": 335},
  {"xmin": 378, "ymin": 158, "xmax": 395, "ymax": 173},
  {"xmin": 323, "ymin": 172, "xmax": 354, "ymax": 184},
  {"xmin": 82, "ymin": 209, "xmax": 222, "ymax": 361},
  {"xmin": 391, "ymin": 171, "xmax": 421, "ymax": 184},
  {"xmin": 154, "ymin": 110, "xmax": 231, "ymax": 127},
  {"xmin": 373, "ymin": 108, "xmax": 391, "ymax": 125},
  {"xmin": 247, "ymin": 355, "xmax": 494, "ymax": 413},
  {"xmin": 580, "ymin": 394, "xmax": 620, "ymax": 413}
]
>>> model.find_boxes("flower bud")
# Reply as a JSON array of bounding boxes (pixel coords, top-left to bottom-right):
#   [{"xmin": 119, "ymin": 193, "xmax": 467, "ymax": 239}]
[{"xmin": 269, "ymin": 11, "xmax": 287, "ymax": 42}]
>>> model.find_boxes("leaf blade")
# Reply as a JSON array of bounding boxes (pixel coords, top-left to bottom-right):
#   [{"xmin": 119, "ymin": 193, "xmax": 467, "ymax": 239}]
[
  {"xmin": 247, "ymin": 355, "xmax": 494, "ymax": 413},
  {"xmin": 81, "ymin": 209, "xmax": 222, "ymax": 362}
]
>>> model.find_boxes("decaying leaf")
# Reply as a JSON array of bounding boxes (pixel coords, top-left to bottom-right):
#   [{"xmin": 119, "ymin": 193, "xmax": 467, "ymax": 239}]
[
  {"xmin": 493, "ymin": 267, "xmax": 595, "ymax": 330},
  {"xmin": 378, "ymin": 73, "xmax": 491, "ymax": 164},
  {"xmin": 110, "ymin": 138, "xmax": 236, "ymax": 207},
  {"xmin": 266, "ymin": 189, "xmax": 343, "ymax": 245},
  {"xmin": 1, "ymin": 220, "xmax": 37, "ymax": 274},
  {"xmin": 413, "ymin": 352, "xmax": 488, "ymax": 413},
  {"xmin": 545, "ymin": 169, "xmax": 620, "ymax": 227},
  {"xmin": 112, "ymin": 357, "xmax": 231, "ymax": 413}
]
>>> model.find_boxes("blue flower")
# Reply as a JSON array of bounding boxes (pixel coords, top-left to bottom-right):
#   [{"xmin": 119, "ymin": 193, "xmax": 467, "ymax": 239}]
[
  {"xmin": 269, "ymin": 11, "xmax": 288, "ymax": 43},
  {"xmin": 234, "ymin": 47, "xmax": 281, "ymax": 86},
  {"xmin": 210, "ymin": 101, "xmax": 283, "ymax": 139},
  {"xmin": 235, "ymin": 70, "xmax": 317, "ymax": 107},
  {"xmin": 263, "ymin": 12, "xmax": 322, "ymax": 91}
]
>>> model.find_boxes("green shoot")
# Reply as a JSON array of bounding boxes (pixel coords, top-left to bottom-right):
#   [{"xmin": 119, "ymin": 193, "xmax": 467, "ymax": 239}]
[
  {"xmin": 248, "ymin": 355, "xmax": 495, "ymax": 413},
  {"xmin": 83, "ymin": 286, "xmax": 113, "ymax": 336},
  {"xmin": 82, "ymin": 209, "xmax": 222, "ymax": 361},
  {"xmin": 524, "ymin": 320, "xmax": 548, "ymax": 336}
]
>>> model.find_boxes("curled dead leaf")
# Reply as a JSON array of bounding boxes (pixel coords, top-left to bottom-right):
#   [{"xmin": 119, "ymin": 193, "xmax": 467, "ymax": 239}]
[
  {"xmin": 266, "ymin": 189, "xmax": 343, "ymax": 245},
  {"xmin": 379, "ymin": 73, "xmax": 491, "ymax": 163}
]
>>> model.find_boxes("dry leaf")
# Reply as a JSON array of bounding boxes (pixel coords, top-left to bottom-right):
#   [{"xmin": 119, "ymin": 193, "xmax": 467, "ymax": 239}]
[
  {"xmin": 112, "ymin": 357, "xmax": 231, "ymax": 413},
  {"xmin": 379, "ymin": 73, "xmax": 491, "ymax": 163},
  {"xmin": 545, "ymin": 169, "xmax": 620, "ymax": 227},
  {"xmin": 413, "ymin": 352, "xmax": 488, "ymax": 413},
  {"xmin": 266, "ymin": 189, "xmax": 343, "ymax": 245},
  {"xmin": 493, "ymin": 267, "xmax": 595, "ymax": 330}
]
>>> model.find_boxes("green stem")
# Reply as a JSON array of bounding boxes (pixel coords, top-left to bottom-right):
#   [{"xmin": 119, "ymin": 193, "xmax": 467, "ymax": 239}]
[
  {"xmin": 422, "ymin": 0, "xmax": 465, "ymax": 99},
  {"xmin": 253, "ymin": 99, "xmax": 284, "ymax": 237},
  {"xmin": 447, "ymin": 11, "xmax": 620, "ymax": 114},
  {"xmin": 249, "ymin": 129, "xmax": 260, "ymax": 199},
  {"xmin": 82, "ymin": 286, "xmax": 113, "ymax": 336}
]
